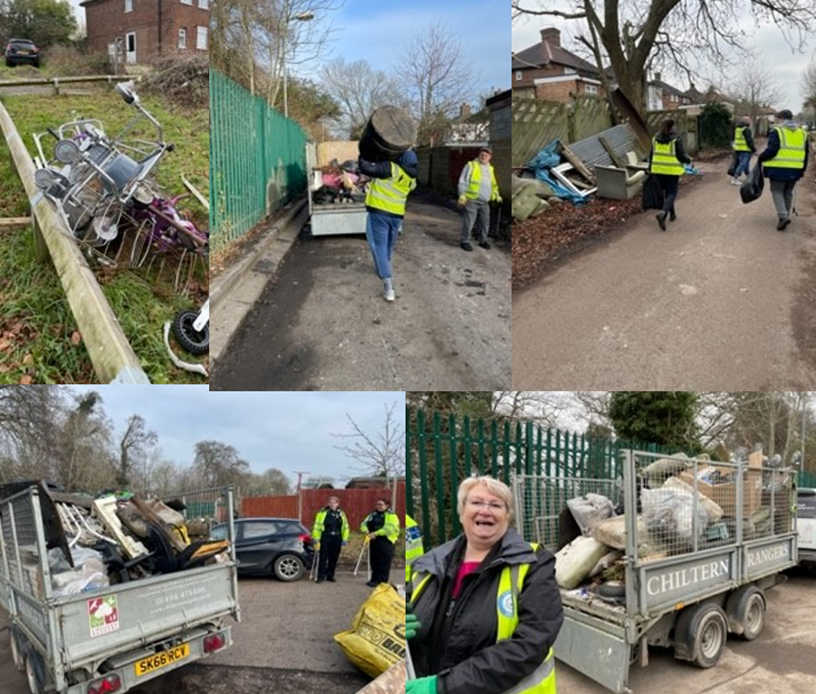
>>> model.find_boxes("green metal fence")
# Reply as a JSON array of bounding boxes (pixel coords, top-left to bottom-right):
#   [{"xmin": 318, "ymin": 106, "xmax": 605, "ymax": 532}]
[
  {"xmin": 799, "ymin": 469, "xmax": 816, "ymax": 488},
  {"xmin": 209, "ymin": 70, "xmax": 308, "ymax": 254},
  {"xmin": 406, "ymin": 407, "xmax": 673, "ymax": 548}
]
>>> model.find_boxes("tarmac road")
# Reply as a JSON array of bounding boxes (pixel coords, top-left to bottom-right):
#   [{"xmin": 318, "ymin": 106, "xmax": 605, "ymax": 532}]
[
  {"xmin": 556, "ymin": 566, "xmax": 816, "ymax": 694},
  {"xmin": 211, "ymin": 199, "xmax": 511, "ymax": 390},
  {"xmin": 0, "ymin": 565, "xmax": 401, "ymax": 694},
  {"xmin": 513, "ymin": 156, "xmax": 816, "ymax": 388}
]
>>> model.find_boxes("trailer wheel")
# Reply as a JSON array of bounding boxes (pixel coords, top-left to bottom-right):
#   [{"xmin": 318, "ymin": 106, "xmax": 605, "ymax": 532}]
[
  {"xmin": 674, "ymin": 602, "xmax": 728, "ymax": 668},
  {"xmin": 273, "ymin": 553, "xmax": 305, "ymax": 582},
  {"xmin": 726, "ymin": 585, "xmax": 765, "ymax": 640},
  {"xmin": 171, "ymin": 309, "xmax": 209, "ymax": 355},
  {"xmin": 24, "ymin": 648, "xmax": 47, "ymax": 694},
  {"xmin": 9, "ymin": 627, "xmax": 25, "ymax": 672}
]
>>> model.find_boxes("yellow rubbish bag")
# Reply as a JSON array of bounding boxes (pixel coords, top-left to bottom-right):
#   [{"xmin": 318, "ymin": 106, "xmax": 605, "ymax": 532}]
[{"xmin": 334, "ymin": 583, "xmax": 406, "ymax": 678}]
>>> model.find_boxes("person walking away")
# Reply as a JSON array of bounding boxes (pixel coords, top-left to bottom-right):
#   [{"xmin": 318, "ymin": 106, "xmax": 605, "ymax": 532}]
[
  {"xmin": 457, "ymin": 146, "xmax": 502, "ymax": 251},
  {"xmin": 757, "ymin": 109, "xmax": 809, "ymax": 231},
  {"xmin": 731, "ymin": 114, "xmax": 756, "ymax": 185},
  {"xmin": 359, "ymin": 149, "xmax": 418, "ymax": 301},
  {"xmin": 405, "ymin": 514, "xmax": 424, "ymax": 584},
  {"xmin": 360, "ymin": 498, "xmax": 400, "ymax": 587},
  {"xmin": 405, "ymin": 476, "xmax": 563, "ymax": 694},
  {"xmin": 649, "ymin": 118, "xmax": 691, "ymax": 231},
  {"xmin": 312, "ymin": 496, "xmax": 349, "ymax": 583}
]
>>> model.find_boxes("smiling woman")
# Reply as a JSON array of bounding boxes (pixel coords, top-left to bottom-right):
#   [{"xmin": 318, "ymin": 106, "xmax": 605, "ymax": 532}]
[{"xmin": 406, "ymin": 476, "xmax": 564, "ymax": 694}]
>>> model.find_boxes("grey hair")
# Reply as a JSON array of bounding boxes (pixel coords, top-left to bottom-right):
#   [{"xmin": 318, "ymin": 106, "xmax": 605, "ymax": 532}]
[{"xmin": 457, "ymin": 476, "xmax": 514, "ymax": 523}]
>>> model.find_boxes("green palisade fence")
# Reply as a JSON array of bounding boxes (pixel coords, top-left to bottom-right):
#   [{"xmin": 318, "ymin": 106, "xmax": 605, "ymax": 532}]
[
  {"xmin": 406, "ymin": 406, "xmax": 673, "ymax": 549},
  {"xmin": 210, "ymin": 70, "xmax": 308, "ymax": 254}
]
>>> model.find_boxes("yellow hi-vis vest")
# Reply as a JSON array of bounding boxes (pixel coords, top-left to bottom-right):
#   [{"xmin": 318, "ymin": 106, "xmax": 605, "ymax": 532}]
[
  {"xmin": 733, "ymin": 126, "xmax": 751, "ymax": 152},
  {"xmin": 463, "ymin": 160, "xmax": 500, "ymax": 201},
  {"xmin": 406, "ymin": 515, "xmax": 423, "ymax": 583},
  {"xmin": 361, "ymin": 510, "xmax": 400, "ymax": 544},
  {"xmin": 650, "ymin": 137, "xmax": 685, "ymax": 176},
  {"xmin": 763, "ymin": 126, "xmax": 807, "ymax": 170},
  {"xmin": 411, "ymin": 544, "xmax": 557, "ymax": 694},
  {"xmin": 312, "ymin": 508, "xmax": 350, "ymax": 542},
  {"xmin": 365, "ymin": 162, "xmax": 416, "ymax": 216}
]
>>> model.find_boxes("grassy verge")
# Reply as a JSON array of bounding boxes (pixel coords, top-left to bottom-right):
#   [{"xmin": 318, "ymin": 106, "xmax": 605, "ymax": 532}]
[{"xmin": 0, "ymin": 85, "xmax": 208, "ymax": 384}]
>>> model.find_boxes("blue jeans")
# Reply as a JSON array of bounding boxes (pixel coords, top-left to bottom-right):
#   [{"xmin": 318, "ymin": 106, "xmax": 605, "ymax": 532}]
[
  {"xmin": 734, "ymin": 151, "xmax": 751, "ymax": 178},
  {"xmin": 366, "ymin": 211, "xmax": 402, "ymax": 280}
]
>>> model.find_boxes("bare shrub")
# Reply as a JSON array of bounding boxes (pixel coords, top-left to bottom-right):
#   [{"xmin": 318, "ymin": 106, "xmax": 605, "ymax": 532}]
[{"xmin": 141, "ymin": 53, "xmax": 208, "ymax": 109}]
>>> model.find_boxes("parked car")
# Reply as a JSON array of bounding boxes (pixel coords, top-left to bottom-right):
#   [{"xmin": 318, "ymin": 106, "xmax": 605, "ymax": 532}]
[
  {"xmin": 797, "ymin": 487, "xmax": 816, "ymax": 563},
  {"xmin": 212, "ymin": 517, "xmax": 315, "ymax": 581},
  {"xmin": 4, "ymin": 38, "xmax": 40, "ymax": 67}
]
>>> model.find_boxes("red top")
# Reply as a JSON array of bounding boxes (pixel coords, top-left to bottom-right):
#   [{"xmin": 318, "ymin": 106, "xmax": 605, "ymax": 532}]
[{"xmin": 452, "ymin": 561, "xmax": 481, "ymax": 599}]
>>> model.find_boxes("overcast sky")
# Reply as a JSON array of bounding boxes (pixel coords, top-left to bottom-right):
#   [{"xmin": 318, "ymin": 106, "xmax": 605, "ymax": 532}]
[
  {"xmin": 64, "ymin": 387, "xmax": 404, "ymax": 485},
  {"xmin": 512, "ymin": 7, "xmax": 816, "ymax": 113}
]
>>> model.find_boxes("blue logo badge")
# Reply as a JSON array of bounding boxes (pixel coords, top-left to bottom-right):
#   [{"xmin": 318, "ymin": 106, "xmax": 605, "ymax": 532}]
[{"xmin": 497, "ymin": 590, "xmax": 515, "ymax": 618}]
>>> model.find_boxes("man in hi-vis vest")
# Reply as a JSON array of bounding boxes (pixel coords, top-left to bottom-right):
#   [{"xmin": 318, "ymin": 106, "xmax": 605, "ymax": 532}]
[
  {"xmin": 457, "ymin": 146, "xmax": 501, "ymax": 252},
  {"xmin": 359, "ymin": 149, "xmax": 418, "ymax": 302},
  {"xmin": 757, "ymin": 109, "xmax": 809, "ymax": 231},
  {"xmin": 405, "ymin": 514, "xmax": 423, "ymax": 583}
]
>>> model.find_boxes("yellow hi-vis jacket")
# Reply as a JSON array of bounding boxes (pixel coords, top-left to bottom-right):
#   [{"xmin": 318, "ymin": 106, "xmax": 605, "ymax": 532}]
[
  {"xmin": 733, "ymin": 126, "xmax": 751, "ymax": 152},
  {"xmin": 312, "ymin": 507, "xmax": 350, "ymax": 542},
  {"xmin": 462, "ymin": 159, "xmax": 500, "ymax": 201},
  {"xmin": 360, "ymin": 509, "xmax": 400, "ymax": 544},
  {"xmin": 412, "ymin": 543, "xmax": 557, "ymax": 694},
  {"xmin": 405, "ymin": 515, "xmax": 423, "ymax": 583},
  {"xmin": 650, "ymin": 137, "xmax": 685, "ymax": 176},
  {"xmin": 365, "ymin": 162, "xmax": 416, "ymax": 216},
  {"xmin": 763, "ymin": 126, "xmax": 807, "ymax": 170}
]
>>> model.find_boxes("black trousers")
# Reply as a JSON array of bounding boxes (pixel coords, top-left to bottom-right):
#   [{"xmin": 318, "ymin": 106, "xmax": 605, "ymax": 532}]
[
  {"xmin": 656, "ymin": 174, "xmax": 679, "ymax": 215},
  {"xmin": 318, "ymin": 532, "xmax": 342, "ymax": 580},
  {"xmin": 369, "ymin": 536, "xmax": 394, "ymax": 584}
]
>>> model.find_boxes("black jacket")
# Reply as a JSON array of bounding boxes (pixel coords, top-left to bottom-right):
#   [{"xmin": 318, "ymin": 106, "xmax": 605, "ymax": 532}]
[{"xmin": 409, "ymin": 529, "xmax": 563, "ymax": 694}]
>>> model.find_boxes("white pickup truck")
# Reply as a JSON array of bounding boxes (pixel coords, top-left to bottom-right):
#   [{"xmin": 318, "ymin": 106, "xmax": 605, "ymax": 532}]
[{"xmin": 797, "ymin": 487, "xmax": 816, "ymax": 562}]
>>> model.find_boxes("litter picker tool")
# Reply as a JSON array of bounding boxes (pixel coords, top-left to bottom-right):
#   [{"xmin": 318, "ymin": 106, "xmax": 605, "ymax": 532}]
[
  {"xmin": 354, "ymin": 535, "xmax": 370, "ymax": 577},
  {"xmin": 310, "ymin": 545, "xmax": 320, "ymax": 581}
]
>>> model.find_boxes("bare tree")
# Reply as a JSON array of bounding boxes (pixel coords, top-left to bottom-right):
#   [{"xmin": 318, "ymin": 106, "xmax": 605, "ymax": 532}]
[
  {"xmin": 192, "ymin": 441, "xmax": 250, "ymax": 488},
  {"xmin": 117, "ymin": 414, "xmax": 158, "ymax": 488},
  {"xmin": 512, "ymin": 1, "xmax": 816, "ymax": 114},
  {"xmin": 729, "ymin": 55, "xmax": 786, "ymax": 117},
  {"xmin": 801, "ymin": 62, "xmax": 816, "ymax": 121},
  {"xmin": 319, "ymin": 58, "xmax": 406, "ymax": 137},
  {"xmin": 493, "ymin": 392, "xmax": 573, "ymax": 428},
  {"xmin": 333, "ymin": 402, "xmax": 405, "ymax": 478},
  {"xmin": 396, "ymin": 21, "xmax": 475, "ymax": 144}
]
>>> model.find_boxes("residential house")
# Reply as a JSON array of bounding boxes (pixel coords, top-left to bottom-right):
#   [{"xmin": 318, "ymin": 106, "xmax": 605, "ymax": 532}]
[
  {"xmin": 512, "ymin": 28, "xmax": 606, "ymax": 103},
  {"xmin": 646, "ymin": 72, "xmax": 693, "ymax": 111},
  {"xmin": 81, "ymin": 0, "xmax": 209, "ymax": 65}
]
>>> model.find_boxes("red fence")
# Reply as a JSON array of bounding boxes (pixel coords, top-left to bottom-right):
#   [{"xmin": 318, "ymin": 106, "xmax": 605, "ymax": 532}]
[{"xmin": 241, "ymin": 481, "xmax": 406, "ymax": 533}]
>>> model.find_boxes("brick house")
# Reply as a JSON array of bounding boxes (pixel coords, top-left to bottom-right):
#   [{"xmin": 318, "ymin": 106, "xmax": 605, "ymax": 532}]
[
  {"xmin": 646, "ymin": 72, "xmax": 693, "ymax": 111},
  {"xmin": 512, "ymin": 28, "xmax": 606, "ymax": 102},
  {"xmin": 81, "ymin": 0, "xmax": 209, "ymax": 64}
]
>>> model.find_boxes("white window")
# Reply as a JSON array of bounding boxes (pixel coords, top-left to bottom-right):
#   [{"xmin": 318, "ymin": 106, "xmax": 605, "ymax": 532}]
[
  {"xmin": 181, "ymin": 0, "xmax": 192, "ymax": 5},
  {"xmin": 125, "ymin": 0, "xmax": 132, "ymax": 12},
  {"xmin": 198, "ymin": 0, "xmax": 208, "ymax": 8},
  {"xmin": 196, "ymin": 26, "xmax": 208, "ymax": 50},
  {"xmin": 515, "ymin": 70, "xmax": 522, "ymax": 81},
  {"xmin": 178, "ymin": 29, "xmax": 187, "ymax": 50},
  {"xmin": 585, "ymin": 84, "xmax": 598, "ymax": 95}
]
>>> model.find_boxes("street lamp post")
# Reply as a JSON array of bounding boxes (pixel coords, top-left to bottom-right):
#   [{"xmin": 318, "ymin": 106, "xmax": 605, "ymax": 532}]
[{"xmin": 283, "ymin": 11, "xmax": 315, "ymax": 118}]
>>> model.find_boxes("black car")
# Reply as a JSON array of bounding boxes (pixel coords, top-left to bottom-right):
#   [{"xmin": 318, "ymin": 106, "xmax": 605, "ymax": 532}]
[
  {"xmin": 212, "ymin": 517, "xmax": 315, "ymax": 581},
  {"xmin": 5, "ymin": 39, "xmax": 40, "ymax": 68}
]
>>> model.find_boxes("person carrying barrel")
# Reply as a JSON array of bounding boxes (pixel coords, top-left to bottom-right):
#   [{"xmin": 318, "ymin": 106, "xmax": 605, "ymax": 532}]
[{"xmin": 358, "ymin": 106, "xmax": 418, "ymax": 302}]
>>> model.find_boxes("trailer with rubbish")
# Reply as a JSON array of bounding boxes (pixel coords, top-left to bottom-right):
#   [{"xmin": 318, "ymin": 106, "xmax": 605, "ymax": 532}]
[
  {"xmin": 512, "ymin": 449, "xmax": 797, "ymax": 694},
  {"xmin": 306, "ymin": 141, "xmax": 367, "ymax": 237},
  {"xmin": 0, "ymin": 483, "xmax": 240, "ymax": 694}
]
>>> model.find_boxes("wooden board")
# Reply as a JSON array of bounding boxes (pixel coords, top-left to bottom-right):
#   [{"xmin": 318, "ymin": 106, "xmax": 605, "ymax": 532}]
[
  {"xmin": 559, "ymin": 143, "xmax": 596, "ymax": 183},
  {"xmin": 0, "ymin": 217, "xmax": 31, "ymax": 231},
  {"xmin": 355, "ymin": 660, "xmax": 406, "ymax": 694}
]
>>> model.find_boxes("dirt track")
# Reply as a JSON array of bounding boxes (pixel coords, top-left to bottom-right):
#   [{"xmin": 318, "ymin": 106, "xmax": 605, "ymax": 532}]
[
  {"xmin": 212, "ymin": 199, "xmax": 511, "ymax": 390},
  {"xmin": 513, "ymin": 157, "xmax": 816, "ymax": 388}
]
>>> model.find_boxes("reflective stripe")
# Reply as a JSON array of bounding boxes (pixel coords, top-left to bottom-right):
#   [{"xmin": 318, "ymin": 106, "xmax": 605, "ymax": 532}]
[
  {"xmin": 763, "ymin": 126, "xmax": 806, "ymax": 170},
  {"xmin": 312, "ymin": 509, "xmax": 350, "ymax": 541},
  {"xmin": 501, "ymin": 652, "xmax": 556, "ymax": 694},
  {"xmin": 406, "ymin": 515, "xmax": 423, "ymax": 583},
  {"xmin": 650, "ymin": 137, "xmax": 685, "ymax": 176},
  {"xmin": 464, "ymin": 160, "xmax": 499, "ymax": 200},
  {"xmin": 733, "ymin": 126, "xmax": 751, "ymax": 152},
  {"xmin": 365, "ymin": 162, "xmax": 416, "ymax": 215}
]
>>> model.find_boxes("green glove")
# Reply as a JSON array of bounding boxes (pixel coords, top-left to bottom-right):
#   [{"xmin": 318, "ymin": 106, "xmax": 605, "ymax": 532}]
[
  {"xmin": 405, "ymin": 612, "xmax": 421, "ymax": 640},
  {"xmin": 495, "ymin": 194, "xmax": 503, "ymax": 204},
  {"xmin": 406, "ymin": 676, "xmax": 437, "ymax": 694}
]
